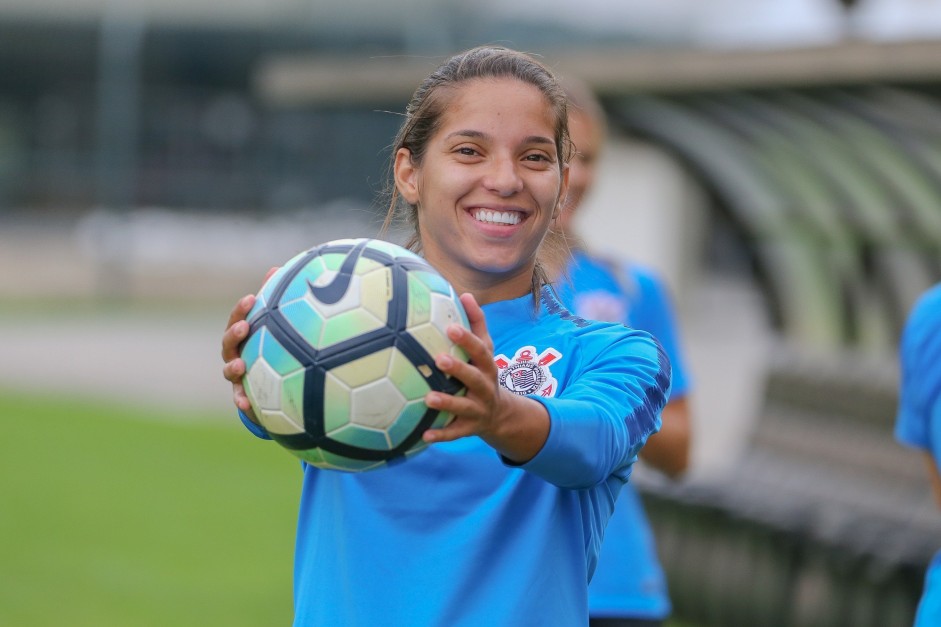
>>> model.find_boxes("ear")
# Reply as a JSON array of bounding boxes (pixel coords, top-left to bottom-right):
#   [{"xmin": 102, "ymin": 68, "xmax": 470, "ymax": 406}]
[
  {"xmin": 553, "ymin": 162, "xmax": 570, "ymax": 219},
  {"xmin": 393, "ymin": 148, "xmax": 420, "ymax": 205}
]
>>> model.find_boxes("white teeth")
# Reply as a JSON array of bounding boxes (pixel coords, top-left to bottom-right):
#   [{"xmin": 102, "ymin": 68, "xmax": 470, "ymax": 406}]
[{"xmin": 473, "ymin": 209, "xmax": 521, "ymax": 225}]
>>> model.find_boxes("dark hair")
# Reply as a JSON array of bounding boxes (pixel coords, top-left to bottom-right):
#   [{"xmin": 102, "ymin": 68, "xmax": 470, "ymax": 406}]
[{"xmin": 381, "ymin": 45, "xmax": 573, "ymax": 299}]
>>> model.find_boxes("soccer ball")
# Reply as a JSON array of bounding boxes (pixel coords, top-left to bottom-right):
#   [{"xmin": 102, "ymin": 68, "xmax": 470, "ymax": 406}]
[{"xmin": 239, "ymin": 238, "xmax": 470, "ymax": 472}]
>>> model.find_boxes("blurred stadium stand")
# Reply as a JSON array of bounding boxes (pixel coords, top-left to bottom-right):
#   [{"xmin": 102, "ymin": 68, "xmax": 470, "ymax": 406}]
[
  {"xmin": 2, "ymin": 5, "xmax": 941, "ymax": 625},
  {"xmin": 592, "ymin": 42, "xmax": 941, "ymax": 626},
  {"xmin": 638, "ymin": 342, "xmax": 939, "ymax": 626}
]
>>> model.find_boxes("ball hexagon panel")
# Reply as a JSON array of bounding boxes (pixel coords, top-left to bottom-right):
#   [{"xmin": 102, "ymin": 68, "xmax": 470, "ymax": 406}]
[
  {"xmin": 407, "ymin": 291, "xmax": 471, "ymax": 364},
  {"xmin": 258, "ymin": 326, "xmax": 305, "ymax": 375},
  {"xmin": 411, "ymin": 269, "xmax": 454, "ymax": 298},
  {"xmin": 279, "ymin": 298, "xmax": 326, "ymax": 351},
  {"xmin": 279, "ymin": 370, "xmax": 305, "ymax": 430},
  {"xmin": 405, "ymin": 272, "xmax": 433, "ymax": 327},
  {"xmin": 240, "ymin": 324, "xmax": 263, "ymax": 371},
  {"xmin": 246, "ymin": 358, "xmax": 281, "ymax": 412},
  {"xmin": 319, "ymin": 307, "xmax": 386, "ymax": 349},
  {"xmin": 243, "ymin": 327, "xmax": 306, "ymax": 436},
  {"xmin": 349, "ymin": 377, "xmax": 408, "ymax": 431},
  {"xmin": 387, "ymin": 347, "xmax": 432, "ymax": 401},
  {"xmin": 355, "ymin": 265, "xmax": 394, "ymax": 323},
  {"xmin": 327, "ymin": 346, "xmax": 394, "ymax": 388},
  {"xmin": 258, "ymin": 407, "xmax": 305, "ymax": 437},
  {"xmin": 387, "ymin": 399, "xmax": 430, "ymax": 448},
  {"xmin": 323, "ymin": 349, "xmax": 402, "ymax": 447},
  {"xmin": 330, "ymin": 420, "xmax": 393, "ymax": 450},
  {"xmin": 322, "ymin": 372, "xmax": 353, "ymax": 435}
]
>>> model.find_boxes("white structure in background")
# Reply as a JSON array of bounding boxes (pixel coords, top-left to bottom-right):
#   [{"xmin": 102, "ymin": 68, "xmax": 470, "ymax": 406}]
[
  {"xmin": 480, "ymin": 0, "xmax": 941, "ymax": 47},
  {"xmin": 577, "ymin": 137, "xmax": 707, "ymax": 299},
  {"xmin": 3, "ymin": 0, "xmax": 941, "ymax": 45}
]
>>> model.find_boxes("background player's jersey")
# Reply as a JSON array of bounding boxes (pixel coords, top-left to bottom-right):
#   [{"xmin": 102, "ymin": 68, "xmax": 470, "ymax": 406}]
[
  {"xmin": 895, "ymin": 283, "xmax": 941, "ymax": 627},
  {"xmin": 554, "ymin": 248, "xmax": 691, "ymax": 619}
]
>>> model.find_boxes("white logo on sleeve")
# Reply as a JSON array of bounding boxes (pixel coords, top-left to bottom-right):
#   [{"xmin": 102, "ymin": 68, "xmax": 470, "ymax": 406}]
[
  {"xmin": 494, "ymin": 346, "xmax": 562, "ymax": 397},
  {"xmin": 574, "ymin": 291, "xmax": 628, "ymax": 324}
]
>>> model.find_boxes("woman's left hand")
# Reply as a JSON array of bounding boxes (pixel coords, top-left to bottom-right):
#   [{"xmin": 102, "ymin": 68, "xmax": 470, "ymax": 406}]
[{"xmin": 422, "ymin": 293, "xmax": 550, "ymax": 463}]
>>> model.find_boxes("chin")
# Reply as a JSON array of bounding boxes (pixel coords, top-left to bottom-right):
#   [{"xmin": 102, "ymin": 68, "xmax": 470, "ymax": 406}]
[{"xmin": 474, "ymin": 257, "xmax": 531, "ymax": 280}]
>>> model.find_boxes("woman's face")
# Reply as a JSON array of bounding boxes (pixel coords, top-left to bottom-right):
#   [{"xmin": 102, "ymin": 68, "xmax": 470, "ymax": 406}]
[{"xmin": 394, "ymin": 77, "xmax": 568, "ymax": 303}]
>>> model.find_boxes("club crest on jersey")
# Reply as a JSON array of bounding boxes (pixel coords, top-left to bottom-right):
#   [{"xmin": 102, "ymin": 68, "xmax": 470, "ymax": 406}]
[{"xmin": 494, "ymin": 346, "xmax": 562, "ymax": 397}]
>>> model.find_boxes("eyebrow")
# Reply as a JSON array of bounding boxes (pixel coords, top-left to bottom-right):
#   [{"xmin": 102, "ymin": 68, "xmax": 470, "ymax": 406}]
[{"xmin": 445, "ymin": 129, "xmax": 555, "ymax": 146}]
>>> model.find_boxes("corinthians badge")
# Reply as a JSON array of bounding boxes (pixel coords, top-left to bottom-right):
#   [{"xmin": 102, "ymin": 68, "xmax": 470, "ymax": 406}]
[{"xmin": 494, "ymin": 346, "xmax": 562, "ymax": 397}]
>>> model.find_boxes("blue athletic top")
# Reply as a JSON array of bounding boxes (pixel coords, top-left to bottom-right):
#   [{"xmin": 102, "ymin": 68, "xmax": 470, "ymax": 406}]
[
  {"xmin": 240, "ymin": 286, "xmax": 670, "ymax": 627},
  {"xmin": 895, "ymin": 282, "xmax": 941, "ymax": 627},
  {"xmin": 552, "ymin": 249, "xmax": 691, "ymax": 619}
]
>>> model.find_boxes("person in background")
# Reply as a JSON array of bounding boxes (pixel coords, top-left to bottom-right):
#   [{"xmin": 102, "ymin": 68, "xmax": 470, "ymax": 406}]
[
  {"xmin": 551, "ymin": 77, "xmax": 693, "ymax": 627},
  {"xmin": 895, "ymin": 282, "xmax": 941, "ymax": 627},
  {"xmin": 221, "ymin": 46, "xmax": 671, "ymax": 627}
]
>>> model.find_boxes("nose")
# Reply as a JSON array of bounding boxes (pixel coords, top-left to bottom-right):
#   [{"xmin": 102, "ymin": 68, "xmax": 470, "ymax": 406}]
[{"xmin": 483, "ymin": 156, "xmax": 523, "ymax": 197}]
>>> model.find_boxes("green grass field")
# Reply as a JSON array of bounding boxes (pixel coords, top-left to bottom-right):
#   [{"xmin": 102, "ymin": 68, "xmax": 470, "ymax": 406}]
[
  {"xmin": 0, "ymin": 388, "xmax": 708, "ymax": 627},
  {"xmin": 0, "ymin": 389, "xmax": 299, "ymax": 626}
]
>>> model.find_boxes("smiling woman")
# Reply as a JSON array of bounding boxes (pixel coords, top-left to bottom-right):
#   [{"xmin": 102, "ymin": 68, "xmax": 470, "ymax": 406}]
[
  {"xmin": 391, "ymin": 77, "xmax": 569, "ymax": 303},
  {"xmin": 220, "ymin": 45, "xmax": 671, "ymax": 627},
  {"xmin": 383, "ymin": 49, "xmax": 575, "ymax": 306}
]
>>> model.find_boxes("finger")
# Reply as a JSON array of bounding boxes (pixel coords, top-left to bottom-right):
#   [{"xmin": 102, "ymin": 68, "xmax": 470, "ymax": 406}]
[
  {"xmin": 426, "ymin": 385, "xmax": 480, "ymax": 414},
  {"xmin": 222, "ymin": 321, "xmax": 251, "ymax": 362},
  {"xmin": 444, "ymin": 324, "xmax": 497, "ymax": 381},
  {"xmin": 223, "ymin": 356, "xmax": 246, "ymax": 383},
  {"xmin": 263, "ymin": 266, "xmax": 279, "ymax": 282},
  {"xmin": 459, "ymin": 292, "xmax": 490, "ymax": 345},
  {"xmin": 434, "ymin": 352, "xmax": 490, "ymax": 394},
  {"xmin": 226, "ymin": 294, "xmax": 255, "ymax": 332},
  {"xmin": 422, "ymin": 417, "xmax": 476, "ymax": 444},
  {"xmin": 222, "ymin": 294, "xmax": 254, "ymax": 359},
  {"xmin": 233, "ymin": 383, "xmax": 254, "ymax": 413}
]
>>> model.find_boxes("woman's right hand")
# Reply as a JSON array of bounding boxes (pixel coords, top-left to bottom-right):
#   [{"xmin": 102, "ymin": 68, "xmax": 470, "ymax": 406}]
[
  {"xmin": 221, "ymin": 267, "xmax": 279, "ymax": 422},
  {"xmin": 221, "ymin": 293, "xmax": 257, "ymax": 419}
]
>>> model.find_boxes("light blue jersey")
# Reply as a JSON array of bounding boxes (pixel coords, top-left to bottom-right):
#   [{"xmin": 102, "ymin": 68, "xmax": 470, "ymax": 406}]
[
  {"xmin": 240, "ymin": 286, "xmax": 670, "ymax": 627},
  {"xmin": 553, "ymin": 248, "xmax": 691, "ymax": 619},
  {"xmin": 895, "ymin": 283, "xmax": 941, "ymax": 627}
]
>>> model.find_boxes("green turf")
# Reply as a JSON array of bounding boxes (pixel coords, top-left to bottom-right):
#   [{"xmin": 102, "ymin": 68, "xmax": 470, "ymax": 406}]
[{"xmin": 0, "ymin": 390, "xmax": 299, "ymax": 626}]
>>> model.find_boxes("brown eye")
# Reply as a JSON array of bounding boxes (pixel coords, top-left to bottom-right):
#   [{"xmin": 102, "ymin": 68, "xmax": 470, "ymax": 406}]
[{"xmin": 524, "ymin": 153, "xmax": 551, "ymax": 163}]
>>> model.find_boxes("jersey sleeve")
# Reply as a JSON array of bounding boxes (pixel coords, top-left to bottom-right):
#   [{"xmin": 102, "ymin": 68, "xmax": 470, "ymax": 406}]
[
  {"xmin": 628, "ymin": 264, "xmax": 691, "ymax": 400},
  {"xmin": 518, "ymin": 327, "xmax": 671, "ymax": 489},
  {"xmin": 238, "ymin": 409, "xmax": 272, "ymax": 440}
]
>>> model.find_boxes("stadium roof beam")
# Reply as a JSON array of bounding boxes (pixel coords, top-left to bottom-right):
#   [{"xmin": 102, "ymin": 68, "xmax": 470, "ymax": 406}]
[{"xmin": 255, "ymin": 38, "xmax": 941, "ymax": 107}]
